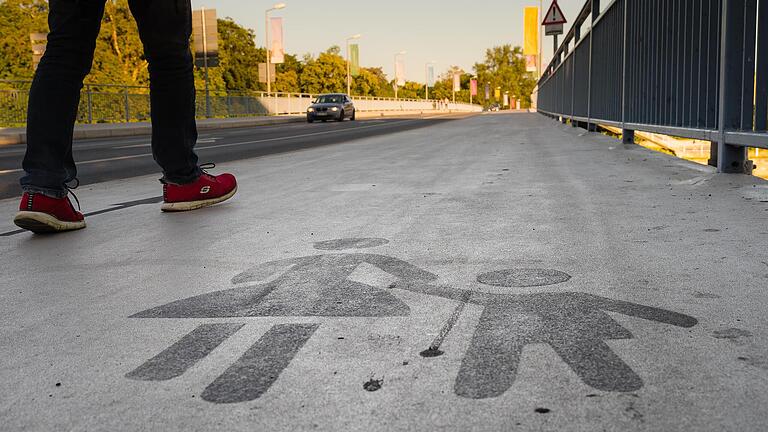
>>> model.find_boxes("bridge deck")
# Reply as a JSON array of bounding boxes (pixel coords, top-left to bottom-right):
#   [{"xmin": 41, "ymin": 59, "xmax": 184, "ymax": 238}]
[{"xmin": 1, "ymin": 113, "xmax": 766, "ymax": 431}]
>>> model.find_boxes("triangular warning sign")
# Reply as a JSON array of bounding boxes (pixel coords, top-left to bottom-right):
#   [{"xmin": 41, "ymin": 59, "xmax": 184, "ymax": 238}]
[{"xmin": 542, "ymin": 0, "xmax": 567, "ymax": 25}]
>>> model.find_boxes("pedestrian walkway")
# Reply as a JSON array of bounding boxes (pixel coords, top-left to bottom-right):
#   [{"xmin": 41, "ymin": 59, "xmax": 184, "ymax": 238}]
[{"xmin": 1, "ymin": 113, "xmax": 766, "ymax": 431}]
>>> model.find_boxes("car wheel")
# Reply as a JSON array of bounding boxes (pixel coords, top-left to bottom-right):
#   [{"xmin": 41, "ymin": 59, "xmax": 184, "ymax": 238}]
[
  {"xmin": 350, "ymin": 109, "xmax": 356, "ymax": 121},
  {"xmin": 336, "ymin": 110, "xmax": 345, "ymax": 122}
]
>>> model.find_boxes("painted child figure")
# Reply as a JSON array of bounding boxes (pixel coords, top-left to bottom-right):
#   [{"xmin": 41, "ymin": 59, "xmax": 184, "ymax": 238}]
[{"xmin": 404, "ymin": 269, "xmax": 697, "ymax": 399}]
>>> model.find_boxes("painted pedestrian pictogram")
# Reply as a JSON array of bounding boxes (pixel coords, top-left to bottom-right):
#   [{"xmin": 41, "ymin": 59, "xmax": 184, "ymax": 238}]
[{"xmin": 127, "ymin": 238, "xmax": 697, "ymax": 403}]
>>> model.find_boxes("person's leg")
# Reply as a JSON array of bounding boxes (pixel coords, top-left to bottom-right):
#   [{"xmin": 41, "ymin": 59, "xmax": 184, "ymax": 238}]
[
  {"xmin": 21, "ymin": 0, "xmax": 106, "ymax": 197},
  {"xmin": 128, "ymin": 0, "xmax": 200, "ymax": 184}
]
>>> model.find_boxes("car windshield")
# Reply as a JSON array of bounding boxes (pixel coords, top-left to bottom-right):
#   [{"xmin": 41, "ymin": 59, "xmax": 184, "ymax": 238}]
[{"xmin": 315, "ymin": 95, "xmax": 343, "ymax": 104}]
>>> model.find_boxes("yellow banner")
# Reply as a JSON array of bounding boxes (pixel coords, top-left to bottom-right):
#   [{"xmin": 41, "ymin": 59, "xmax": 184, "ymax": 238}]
[{"xmin": 524, "ymin": 7, "xmax": 539, "ymax": 56}]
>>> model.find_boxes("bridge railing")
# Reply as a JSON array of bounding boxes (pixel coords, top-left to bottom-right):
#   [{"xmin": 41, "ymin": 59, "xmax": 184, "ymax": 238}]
[
  {"xmin": 536, "ymin": 0, "xmax": 767, "ymax": 174},
  {"xmin": 0, "ymin": 80, "xmax": 480, "ymax": 127}
]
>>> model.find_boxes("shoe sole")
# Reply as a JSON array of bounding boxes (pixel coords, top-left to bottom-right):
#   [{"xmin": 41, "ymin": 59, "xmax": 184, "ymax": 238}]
[
  {"xmin": 13, "ymin": 211, "xmax": 86, "ymax": 234},
  {"xmin": 161, "ymin": 186, "xmax": 238, "ymax": 213}
]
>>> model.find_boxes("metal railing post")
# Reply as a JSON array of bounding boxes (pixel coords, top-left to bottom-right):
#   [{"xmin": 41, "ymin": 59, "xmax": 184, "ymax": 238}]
[
  {"xmin": 86, "ymin": 84, "xmax": 93, "ymax": 123},
  {"xmin": 123, "ymin": 86, "xmax": 130, "ymax": 122},
  {"xmin": 717, "ymin": 0, "xmax": 756, "ymax": 173},
  {"xmin": 755, "ymin": 0, "xmax": 768, "ymax": 132},
  {"xmin": 586, "ymin": 3, "xmax": 597, "ymax": 132},
  {"xmin": 621, "ymin": 0, "xmax": 633, "ymax": 143}
]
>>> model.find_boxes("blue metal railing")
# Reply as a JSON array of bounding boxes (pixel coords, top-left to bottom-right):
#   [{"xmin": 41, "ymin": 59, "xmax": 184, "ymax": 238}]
[{"xmin": 536, "ymin": 0, "xmax": 767, "ymax": 174}]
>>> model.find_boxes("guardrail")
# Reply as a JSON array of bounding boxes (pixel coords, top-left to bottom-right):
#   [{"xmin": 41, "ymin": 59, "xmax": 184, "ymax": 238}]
[
  {"xmin": 535, "ymin": 0, "xmax": 767, "ymax": 174},
  {"xmin": 0, "ymin": 80, "xmax": 480, "ymax": 127}
]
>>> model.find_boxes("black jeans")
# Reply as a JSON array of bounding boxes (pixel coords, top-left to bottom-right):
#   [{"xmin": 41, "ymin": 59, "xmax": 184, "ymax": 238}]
[{"xmin": 21, "ymin": 0, "xmax": 201, "ymax": 198}]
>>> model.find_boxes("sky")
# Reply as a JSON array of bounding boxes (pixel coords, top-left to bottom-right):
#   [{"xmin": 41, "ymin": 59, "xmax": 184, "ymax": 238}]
[{"xmin": 190, "ymin": 0, "xmax": 584, "ymax": 83}]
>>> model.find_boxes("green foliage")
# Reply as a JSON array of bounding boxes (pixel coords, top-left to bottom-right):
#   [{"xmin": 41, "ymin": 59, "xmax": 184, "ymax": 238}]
[
  {"xmin": 274, "ymin": 54, "xmax": 303, "ymax": 93},
  {"xmin": 352, "ymin": 67, "xmax": 393, "ymax": 97},
  {"xmin": 473, "ymin": 45, "xmax": 537, "ymax": 108},
  {"xmin": 0, "ymin": 0, "xmax": 48, "ymax": 81},
  {"xmin": 0, "ymin": 1, "xmax": 536, "ymax": 105},
  {"xmin": 395, "ymin": 81, "xmax": 424, "ymax": 99},
  {"xmin": 216, "ymin": 18, "xmax": 263, "ymax": 91},
  {"xmin": 299, "ymin": 50, "xmax": 345, "ymax": 94},
  {"xmin": 96, "ymin": 0, "xmax": 148, "ymax": 85}
]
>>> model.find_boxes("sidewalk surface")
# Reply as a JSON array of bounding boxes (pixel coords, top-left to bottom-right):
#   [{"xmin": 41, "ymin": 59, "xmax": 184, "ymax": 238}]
[{"xmin": 1, "ymin": 113, "xmax": 767, "ymax": 431}]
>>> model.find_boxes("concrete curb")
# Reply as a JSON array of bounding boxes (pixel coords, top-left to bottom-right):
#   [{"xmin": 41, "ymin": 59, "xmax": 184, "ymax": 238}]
[{"xmin": 0, "ymin": 110, "xmax": 472, "ymax": 146}]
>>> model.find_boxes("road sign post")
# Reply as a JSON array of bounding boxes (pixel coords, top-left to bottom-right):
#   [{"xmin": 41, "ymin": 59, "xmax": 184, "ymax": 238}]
[
  {"xmin": 193, "ymin": 8, "xmax": 219, "ymax": 118},
  {"xmin": 542, "ymin": 0, "xmax": 567, "ymax": 67}
]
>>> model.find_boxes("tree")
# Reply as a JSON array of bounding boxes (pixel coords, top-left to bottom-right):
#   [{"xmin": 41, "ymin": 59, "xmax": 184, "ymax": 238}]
[
  {"xmin": 299, "ymin": 49, "xmax": 345, "ymax": 94},
  {"xmin": 473, "ymin": 45, "xmax": 536, "ymax": 108},
  {"xmin": 93, "ymin": 0, "xmax": 149, "ymax": 86},
  {"xmin": 0, "ymin": 0, "xmax": 48, "ymax": 82},
  {"xmin": 216, "ymin": 18, "xmax": 263, "ymax": 91},
  {"xmin": 353, "ymin": 67, "xmax": 393, "ymax": 97},
  {"xmin": 274, "ymin": 54, "xmax": 303, "ymax": 93},
  {"xmin": 0, "ymin": 1, "xmax": 538, "ymax": 105},
  {"xmin": 396, "ymin": 81, "xmax": 424, "ymax": 100}
]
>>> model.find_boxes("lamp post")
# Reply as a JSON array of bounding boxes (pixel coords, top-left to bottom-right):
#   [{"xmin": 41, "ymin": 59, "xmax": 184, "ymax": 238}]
[
  {"xmin": 394, "ymin": 51, "xmax": 406, "ymax": 99},
  {"xmin": 265, "ymin": 2, "xmax": 286, "ymax": 95},
  {"xmin": 469, "ymin": 75, "xmax": 475, "ymax": 105},
  {"xmin": 450, "ymin": 66, "xmax": 460, "ymax": 104},
  {"xmin": 539, "ymin": 0, "xmax": 543, "ymax": 78},
  {"xmin": 346, "ymin": 34, "xmax": 361, "ymax": 96},
  {"xmin": 425, "ymin": 61, "xmax": 436, "ymax": 100}
]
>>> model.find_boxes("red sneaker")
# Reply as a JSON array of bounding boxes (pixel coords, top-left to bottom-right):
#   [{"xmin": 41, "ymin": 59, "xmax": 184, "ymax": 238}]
[
  {"xmin": 162, "ymin": 171, "xmax": 237, "ymax": 212},
  {"xmin": 13, "ymin": 192, "xmax": 86, "ymax": 233}
]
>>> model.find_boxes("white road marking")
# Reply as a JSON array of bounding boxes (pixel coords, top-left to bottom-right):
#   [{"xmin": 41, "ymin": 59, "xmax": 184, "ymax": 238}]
[
  {"xmin": 195, "ymin": 120, "xmax": 415, "ymax": 150},
  {"xmin": 113, "ymin": 143, "xmax": 151, "ymax": 149}
]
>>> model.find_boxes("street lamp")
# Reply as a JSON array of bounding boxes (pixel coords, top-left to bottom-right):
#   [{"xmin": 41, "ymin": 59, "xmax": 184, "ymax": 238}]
[
  {"xmin": 425, "ymin": 61, "xmax": 436, "ymax": 101},
  {"xmin": 346, "ymin": 34, "xmax": 361, "ymax": 96},
  {"xmin": 265, "ymin": 2, "xmax": 286, "ymax": 94},
  {"xmin": 394, "ymin": 50, "xmax": 406, "ymax": 100}
]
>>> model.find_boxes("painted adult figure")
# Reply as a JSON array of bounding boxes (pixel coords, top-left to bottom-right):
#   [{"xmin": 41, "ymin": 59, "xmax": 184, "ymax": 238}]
[
  {"xmin": 133, "ymin": 252, "xmax": 438, "ymax": 318},
  {"xmin": 129, "ymin": 239, "xmax": 439, "ymax": 403},
  {"xmin": 14, "ymin": 0, "xmax": 237, "ymax": 234}
]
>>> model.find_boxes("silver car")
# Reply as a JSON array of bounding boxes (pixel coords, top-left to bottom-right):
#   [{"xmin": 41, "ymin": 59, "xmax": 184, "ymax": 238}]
[{"xmin": 307, "ymin": 93, "xmax": 356, "ymax": 123}]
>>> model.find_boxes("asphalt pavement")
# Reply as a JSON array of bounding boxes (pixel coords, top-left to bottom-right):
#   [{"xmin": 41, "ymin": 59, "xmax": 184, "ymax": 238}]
[
  {"xmin": 1, "ymin": 112, "xmax": 767, "ymax": 431},
  {"xmin": 0, "ymin": 115, "xmax": 461, "ymax": 199}
]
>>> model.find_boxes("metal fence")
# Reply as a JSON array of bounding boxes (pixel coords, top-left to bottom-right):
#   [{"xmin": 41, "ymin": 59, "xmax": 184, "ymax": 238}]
[
  {"xmin": 0, "ymin": 80, "xmax": 480, "ymax": 127},
  {"xmin": 536, "ymin": 0, "xmax": 767, "ymax": 174}
]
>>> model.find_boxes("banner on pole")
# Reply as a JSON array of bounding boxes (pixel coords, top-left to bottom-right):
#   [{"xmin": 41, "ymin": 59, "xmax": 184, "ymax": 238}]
[
  {"xmin": 395, "ymin": 59, "xmax": 406, "ymax": 86},
  {"xmin": 453, "ymin": 73, "xmax": 461, "ymax": 92},
  {"xmin": 503, "ymin": 93, "xmax": 510, "ymax": 107},
  {"xmin": 259, "ymin": 63, "xmax": 277, "ymax": 83},
  {"xmin": 524, "ymin": 7, "xmax": 539, "ymax": 56},
  {"xmin": 485, "ymin": 83, "xmax": 491, "ymax": 99},
  {"xmin": 350, "ymin": 44, "xmax": 360, "ymax": 77},
  {"xmin": 526, "ymin": 55, "xmax": 538, "ymax": 73},
  {"xmin": 494, "ymin": 88, "xmax": 501, "ymax": 99},
  {"xmin": 470, "ymin": 79, "xmax": 478, "ymax": 96},
  {"xmin": 192, "ymin": 8, "xmax": 219, "ymax": 67},
  {"xmin": 427, "ymin": 64, "xmax": 435, "ymax": 87},
  {"xmin": 270, "ymin": 17, "xmax": 285, "ymax": 64}
]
